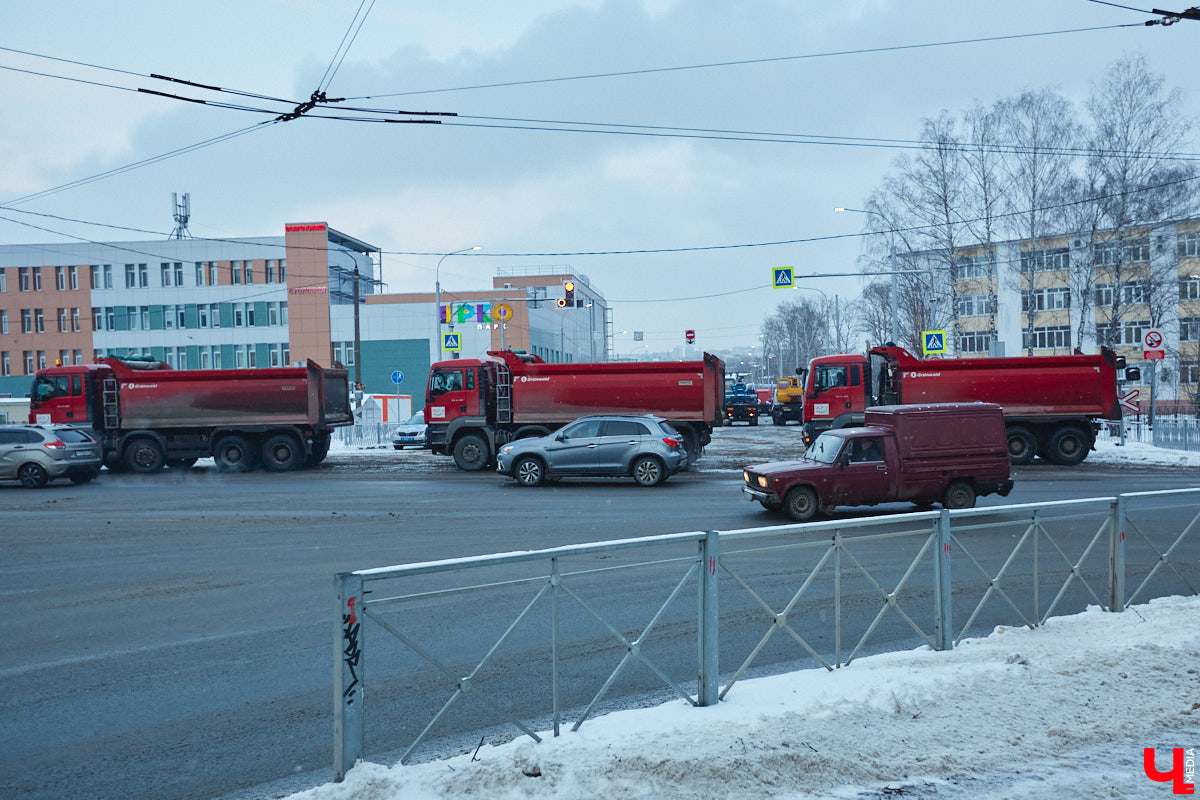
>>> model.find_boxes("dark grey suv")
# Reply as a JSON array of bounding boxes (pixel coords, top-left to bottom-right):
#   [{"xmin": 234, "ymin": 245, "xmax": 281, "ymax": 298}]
[
  {"xmin": 0, "ymin": 424, "xmax": 103, "ymax": 488},
  {"xmin": 496, "ymin": 414, "xmax": 687, "ymax": 487}
]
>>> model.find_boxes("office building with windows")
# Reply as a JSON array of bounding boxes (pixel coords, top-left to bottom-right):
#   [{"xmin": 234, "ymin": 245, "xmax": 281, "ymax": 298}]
[{"xmin": 0, "ymin": 222, "xmax": 611, "ymax": 398}]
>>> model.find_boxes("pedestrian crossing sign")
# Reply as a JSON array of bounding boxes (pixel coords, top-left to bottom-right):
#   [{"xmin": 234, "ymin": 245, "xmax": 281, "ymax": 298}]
[
  {"xmin": 922, "ymin": 330, "xmax": 946, "ymax": 355},
  {"xmin": 773, "ymin": 267, "xmax": 794, "ymax": 289},
  {"xmin": 442, "ymin": 332, "xmax": 462, "ymax": 352}
]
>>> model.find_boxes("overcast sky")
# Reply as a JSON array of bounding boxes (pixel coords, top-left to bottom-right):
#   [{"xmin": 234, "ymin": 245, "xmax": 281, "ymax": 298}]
[{"xmin": 2, "ymin": 1, "xmax": 1197, "ymax": 354}]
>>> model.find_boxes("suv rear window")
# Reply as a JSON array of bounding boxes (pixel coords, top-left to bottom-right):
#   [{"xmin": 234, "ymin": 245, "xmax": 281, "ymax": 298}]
[{"xmin": 55, "ymin": 428, "xmax": 94, "ymax": 443}]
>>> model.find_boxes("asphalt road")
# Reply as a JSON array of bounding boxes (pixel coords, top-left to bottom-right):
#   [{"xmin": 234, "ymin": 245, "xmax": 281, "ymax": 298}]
[{"xmin": 1, "ymin": 438, "xmax": 1197, "ymax": 800}]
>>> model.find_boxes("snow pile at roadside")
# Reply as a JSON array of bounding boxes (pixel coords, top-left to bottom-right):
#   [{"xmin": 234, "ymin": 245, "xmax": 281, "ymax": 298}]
[
  {"xmin": 1087, "ymin": 437, "xmax": 1200, "ymax": 468},
  {"xmin": 287, "ymin": 595, "xmax": 1200, "ymax": 800}
]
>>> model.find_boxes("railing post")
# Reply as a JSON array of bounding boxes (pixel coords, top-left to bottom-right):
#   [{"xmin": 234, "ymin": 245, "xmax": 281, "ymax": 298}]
[
  {"xmin": 698, "ymin": 530, "xmax": 720, "ymax": 706},
  {"xmin": 933, "ymin": 510, "xmax": 954, "ymax": 651},
  {"xmin": 1108, "ymin": 496, "xmax": 1127, "ymax": 612},
  {"xmin": 334, "ymin": 572, "xmax": 365, "ymax": 782}
]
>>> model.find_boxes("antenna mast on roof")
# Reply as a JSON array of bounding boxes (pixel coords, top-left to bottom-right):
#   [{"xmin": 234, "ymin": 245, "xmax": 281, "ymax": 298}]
[{"xmin": 170, "ymin": 192, "xmax": 192, "ymax": 239}]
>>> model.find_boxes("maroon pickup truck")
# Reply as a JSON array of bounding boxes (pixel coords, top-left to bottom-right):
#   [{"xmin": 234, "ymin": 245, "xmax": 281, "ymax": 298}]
[{"xmin": 743, "ymin": 402, "xmax": 1014, "ymax": 521}]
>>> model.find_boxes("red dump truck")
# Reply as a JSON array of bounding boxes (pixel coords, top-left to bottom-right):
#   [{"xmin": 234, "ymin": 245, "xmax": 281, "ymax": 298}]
[
  {"xmin": 792, "ymin": 346, "xmax": 1123, "ymax": 465},
  {"xmin": 424, "ymin": 350, "xmax": 726, "ymax": 470},
  {"xmin": 28, "ymin": 356, "xmax": 352, "ymax": 473}
]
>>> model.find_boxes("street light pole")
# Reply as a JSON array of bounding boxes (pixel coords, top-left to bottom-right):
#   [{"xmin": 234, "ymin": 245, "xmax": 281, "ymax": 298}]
[
  {"xmin": 435, "ymin": 245, "xmax": 482, "ymax": 360},
  {"xmin": 836, "ymin": 207, "xmax": 898, "ymax": 344}
]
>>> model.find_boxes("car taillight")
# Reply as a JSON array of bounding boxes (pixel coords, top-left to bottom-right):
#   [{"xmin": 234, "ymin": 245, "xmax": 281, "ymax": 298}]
[
  {"xmin": 662, "ymin": 437, "xmax": 680, "ymax": 448},
  {"xmin": 44, "ymin": 439, "xmax": 66, "ymax": 450}
]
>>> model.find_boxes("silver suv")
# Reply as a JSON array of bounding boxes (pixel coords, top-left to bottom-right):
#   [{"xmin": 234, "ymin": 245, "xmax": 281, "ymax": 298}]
[
  {"xmin": 0, "ymin": 424, "xmax": 103, "ymax": 488},
  {"xmin": 496, "ymin": 414, "xmax": 686, "ymax": 487}
]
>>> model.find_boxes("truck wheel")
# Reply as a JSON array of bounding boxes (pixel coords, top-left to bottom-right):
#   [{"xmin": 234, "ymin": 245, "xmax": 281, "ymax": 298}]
[
  {"xmin": 513, "ymin": 456, "xmax": 546, "ymax": 487},
  {"xmin": 306, "ymin": 433, "xmax": 332, "ymax": 467},
  {"xmin": 124, "ymin": 437, "xmax": 165, "ymax": 473},
  {"xmin": 452, "ymin": 434, "xmax": 489, "ymax": 471},
  {"xmin": 261, "ymin": 434, "xmax": 303, "ymax": 472},
  {"xmin": 750, "ymin": 417, "xmax": 759, "ymax": 427},
  {"xmin": 783, "ymin": 486, "xmax": 819, "ymax": 522},
  {"xmin": 1045, "ymin": 426, "xmax": 1089, "ymax": 466},
  {"xmin": 18, "ymin": 462, "xmax": 49, "ymax": 489},
  {"xmin": 1005, "ymin": 427, "xmax": 1037, "ymax": 466},
  {"xmin": 631, "ymin": 455, "xmax": 665, "ymax": 486},
  {"xmin": 772, "ymin": 414, "xmax": 783, "ymax": 426},
  {"xmin": 214, "ymin": 435, "xmax": 257, "ymax": 472},
  {"xmin": 942, "ymin": 481, "xmax": 976, "ymax": 510}
]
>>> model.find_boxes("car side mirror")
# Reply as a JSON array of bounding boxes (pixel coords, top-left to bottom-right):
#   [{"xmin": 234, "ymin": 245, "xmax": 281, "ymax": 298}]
[
  {"xmin": 837, "ymin": 452, "xmax": 850, "ymax": 467},
  {"xmin": 556, "ymin": 433, "xmax": 567, "ymax": 441}
]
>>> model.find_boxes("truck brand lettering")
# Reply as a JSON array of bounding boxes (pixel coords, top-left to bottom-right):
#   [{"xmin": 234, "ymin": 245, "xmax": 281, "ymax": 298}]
[
  {"xmin": 123, "ymin": 383, "xmax": 159, "ymax": 389},
  {"xmin": 288, "ymin": 287, "xmax": 328, "ymax": 295},
  {"xmin": 286, "ymin": 224, "xmax": 327, "ymax": 232},
  {"xmin": 679, "ymin": 380, "xmax": 693, "ymax": 386},
  {"xmin": 519, "ymin": 376, "xmax": 550, "ymax": 382},
  {"xmin": 906, "ymin": 372, "xmax": 942, "ymax": 378}
]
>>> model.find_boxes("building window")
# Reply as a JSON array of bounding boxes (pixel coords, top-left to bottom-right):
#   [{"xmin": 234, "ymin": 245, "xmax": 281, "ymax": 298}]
[
  {"xmin": 211, "ymin": 303, "xmax": 220, "ymax": 327},
  {"xmin": 1181, "ymin": 316, "xmax": 1200, "ymax": 343},
  {"xmin": 278, "ymin": 259, "xmax": 286, "ymax": 283},
  {"xmin": 1179, "ymin": 231, "xmax": 1200, "ymax": 259},
  {"xmin": 231, "ymin": 262, "xmax": 242, "ymax": 285},
  {"xmin": 0, "ymin": 309, "xmax": 6, "ymax": 334},
  {"xmin": 1181, "ymin": 276, "xmax": 1200, "ymax": 301},
  {"xmin": 173, "ymin": 262, "xmax": 183, "ymax": 287},
  {"xmin": 105, "ymin": 307, "xmax": 115, "ymax": 330},
  {"xmin": 1022, "ymin": 287, "xmax": 1071, "ymax": 312},
  {"xmin": 138, "ymin": 264, "xmax": 148, "ymax": 288},
  {"xmin": 0, "ymin": 270, "xmax": 5, "ymax": 292},
  {"xmin": 24, "ymin": 351, "xmax": 33, "ymax": 374},
  {"xmin": 1096, "ymin": 281, "xmax": 1149, "ymax": 307},
  {"xmin": 956, "ymin": 293, "xmax": 995, "ymax": 317},
  {"xmin": 140, "ymin": 306, "xmax": 150, "ymax": 329},
  {"xmin": 198, "ymin": 304, "xmax": 209, "ymax": 328},
  {"xmin": 21, "ymin": 309, "xmax": 32, "ymax": 333},
  {"xmin": 59, "ymin": 349, "xmax": 70, "ymax": 366},
  {"xmin": 73, "ymin": 349, "xmax": 82, "ymax": 366},
  {"xmin": 268, "ymin": 302, "xmax": 279, "ymax": 326},
  {"xmin": 195, "ymin": 262, "xmax": 204, "ymax": 286},
  {"xmin": 209, "ymin": 263, "xmax": 219, "ymax": 286},
  {"xmin": 235, "ymin": 346, "xmax": 246, "ymax": 369},
  {"xmin": 1096, "ymin": 237, "xmax": 1150, "ymax": 266},
  {"xmin": 1096, "ymin": 319, "xmax": 1151, "ymax": 347},
  {"xmin": 33, "ymin": 267, "xmax": 42, "ymax": 291},
  {"xmin": 56, "ymin": 266, "xmax": 66, "ymax": 290},
  {"xmin": 1, "ymin": 352, "xmax": 9, "ymax": 376},
  {"xmin": 69, "ymin": 266, "xmax": 78, "ymax": 290},
  {"xmin": 57, "ymin": 308, "xmax": 68, "ymax": 333},
  {"xmin": 125, "ymin": 264, "xmax": 136, "ymax": 288},
  {"xmin": 176, "ymin": 306, "xmax": 186, "ymax": 329},
  {"xmin": 72, "ymin": 308, "xmax": 80, "ymax": 332},
  {"xmin": 161, "ymin": 262, "xmax": 173, "ymax": 287},
  {"xmin": 233, "ymin": 304, "xmax": 244, "ymax": 327},
  {"xmin": 37, "ymin": 350, "xmax": 46, "ymax": 370},
  {"xmin": 91, "ymin": 265, "xmax": 100, "ymax": 289},
  {"xmin": 19, "ymin": 267, "xmax": 30, "ymax": 291},
  {"xmin": 1021, "ymin": 247, "xmax": 1070, "ymax": 272},
  {"xmin": 35, "ymin": 308, "xmax": 44, "ymax": 333},
  {"xmin": 1182, "ymin": 361, "xmax": 1200, "ymax": 384},
  {"xmin": 958, "ymin": 331, "xmax": 993, "ymax": 353},
  {"xmin": 954, "ymin": 253, "xmax": 995, "ymax": 280},
  {"xmin": 92, "ymin": 307, "xmax": 103, "ymax": 331},
  {"xmin": 1022, "ymin": 325, "xmax": 1071, "ymax": 350},
  {"xmin": 164, "ymin": 304, "xmax": 176, "ymax": 329},
  {"xmin": 280, "ymin": 301, "xmax": 288, "ymax": 324},
  {"xmin": 265, "ymin": 260, "xmax": 275, "ymax": 283},
  {"xmin": 127, "ymin": 306, "xmax": 140, "ymax": 330},
  {"xmin": 244, "ymin": 262, "xmax": 253, "ymax": 284}
]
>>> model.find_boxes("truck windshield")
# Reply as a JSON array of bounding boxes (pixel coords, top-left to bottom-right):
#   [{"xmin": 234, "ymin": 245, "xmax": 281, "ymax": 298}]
[
  {"xmin": 813, "ymin": 365, "xmax": 848, "ymax": 393},
  {"xmin": 32, "ymin": 375, "xmax": 70, "ymax": 401},
  {"xmin": 428, "ymin": 368, "xmax": 464, "ymax": 397},
  {"xmin": 806, "ymin": 432, "xmax": 846, "ymax": 464}
]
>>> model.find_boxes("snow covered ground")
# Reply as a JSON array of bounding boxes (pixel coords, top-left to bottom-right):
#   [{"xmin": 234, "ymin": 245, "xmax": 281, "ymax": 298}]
[
  {"xmin": 284, "ymin": 431, "xmax": 1198, "ymax": 800},
  {"xmin": 290, "ymin": 596, "xmax": 1199, "ymax": 800}
]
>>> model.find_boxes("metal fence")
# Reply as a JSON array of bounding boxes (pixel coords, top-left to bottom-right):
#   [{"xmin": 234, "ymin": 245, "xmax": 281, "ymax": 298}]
[
  {"xmin": 1100, "ymin": 418, "xmax": 1200, "ymax": 453},
  {"xmin": 333, "ymin": 421, "xmax": 398, "ymax": 449},
  {"xmin": 333, "ymin": 489, "xmax": 1200, "ymax": 780}
]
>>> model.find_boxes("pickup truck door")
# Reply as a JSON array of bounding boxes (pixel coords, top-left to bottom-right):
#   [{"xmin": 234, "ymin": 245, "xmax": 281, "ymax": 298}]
[{"xmin": 832, "ymin": 436, "xmax": 891, "ymax": 506}]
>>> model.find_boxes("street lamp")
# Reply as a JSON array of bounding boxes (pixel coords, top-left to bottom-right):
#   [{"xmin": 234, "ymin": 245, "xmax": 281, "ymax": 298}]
[
  {"xmin": 835, "ymin": 206, "xmax": 898, "ymax": 344},
  {"xmin": 435, "ymin": 245, "xmax": 482, "ymax": 358}
]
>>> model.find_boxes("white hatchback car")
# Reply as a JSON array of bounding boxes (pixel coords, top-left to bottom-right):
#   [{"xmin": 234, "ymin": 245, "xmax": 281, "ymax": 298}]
[{"xmin": 391, "ymin": 411, "xmax": 427, "ymax": 449}]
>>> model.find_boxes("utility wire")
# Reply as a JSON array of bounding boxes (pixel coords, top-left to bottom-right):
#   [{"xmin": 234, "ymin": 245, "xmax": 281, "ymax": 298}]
[
  {"xmin": 342, "ymin": 24, "xmax": 1142, "ymax": 99},
  {"xmin": 318, "ymin": 0, "xmax": 377, "ymax": 93}
]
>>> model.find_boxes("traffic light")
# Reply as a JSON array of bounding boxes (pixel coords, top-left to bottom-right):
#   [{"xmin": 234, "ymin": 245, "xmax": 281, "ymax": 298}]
[{"xmin": 564, "ymin": 281, "xmax": 575, "ymax": 307}]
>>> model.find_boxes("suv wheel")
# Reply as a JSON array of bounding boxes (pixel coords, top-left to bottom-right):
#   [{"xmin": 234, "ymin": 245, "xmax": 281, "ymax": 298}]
[
  {"xmin": 18, "ymin": 462, "xmax": 49, "ymax": 488},
  {"xmin": 631, "ymin": 455, "xmax": 665, "ymax": 486},
  {"xmin": 513, "ymin": 456, "xmax": 545, "ymax": 487}
]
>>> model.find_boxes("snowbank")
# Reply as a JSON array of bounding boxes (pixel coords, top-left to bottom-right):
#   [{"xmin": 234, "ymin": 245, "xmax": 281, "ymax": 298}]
[{"xmin": 288, "ymin": 595, "xmax": 1200, "ymax": 800}]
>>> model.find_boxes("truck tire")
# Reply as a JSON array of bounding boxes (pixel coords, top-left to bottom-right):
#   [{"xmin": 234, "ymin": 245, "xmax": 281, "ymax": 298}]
[
  {"xmin": 942, "ymin": 481, "xmax": 976, "ymax": 510},
  {"xmin": 631, "ymin": 455, "xmax": 666, "ymax": 486},
  {"xmin": 750, "ymin": 416, "xmax": 759, "ymax": 427},
  {"xmin": 124, "ymin": 437, "xmax": 165, "ymax": 473},
  {"xmin": 452, "ymin": 434, "xmax": 489, "ymax": 471},
  {"xmin": 214, "ymin": 435, "xmax": 257, "ymax": 472},
  {"xmin": 783, "ymin": 486, "xmax": 819, "ymax": 522},
  {"xmin": 513, "ymin": 456, "xmax": 546, "ymax": 487},
  {"xmin": 772, "ymin": 413, "xmax": 783, "ymax": 426},
  {"xmin": 18, "ymin": 462, "xmax": 49, "ymax": 489},
  {"xmin": 306, "ymin": 432, "xmax": 332, "ymax": 467},
  {"xmin": 1006, "ymin": 426, "xmax": 1037, "ymax": 466},
  {"xmin": 261, "ymin": 434, "xmax": 303, "ymax": 472},
  {"xmin": 1045, "ymin": 426, "xmax": 1089, "ymax": 466}
]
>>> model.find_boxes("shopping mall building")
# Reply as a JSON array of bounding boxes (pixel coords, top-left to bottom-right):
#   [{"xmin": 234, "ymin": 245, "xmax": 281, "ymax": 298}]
[{"xmin": 0, "ymin": 221, "xmax": 610, "ymax": 399}]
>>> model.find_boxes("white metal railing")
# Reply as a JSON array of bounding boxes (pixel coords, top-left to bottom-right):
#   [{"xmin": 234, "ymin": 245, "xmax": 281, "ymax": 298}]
[{"xmin": 333, "ymin": 489, "xmax": 1200, "ymax": 780}]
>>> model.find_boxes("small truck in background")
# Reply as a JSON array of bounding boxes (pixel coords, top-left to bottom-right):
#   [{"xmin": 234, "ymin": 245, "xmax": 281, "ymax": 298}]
[{"xmin": 742, "ymin": 402, "xmax": 1013, "ymax": 521}]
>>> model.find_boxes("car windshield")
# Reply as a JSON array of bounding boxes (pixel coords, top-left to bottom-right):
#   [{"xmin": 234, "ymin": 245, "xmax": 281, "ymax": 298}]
[
  {"xmin": 405, "ymin": 411, "xmax": 424, "ymax": 425},
  {"xmin": 805, "ymin": 432, "xmax": 846, "ymax": 464}
]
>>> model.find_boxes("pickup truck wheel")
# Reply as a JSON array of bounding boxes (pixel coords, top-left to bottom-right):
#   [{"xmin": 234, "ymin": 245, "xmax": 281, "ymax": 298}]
[
  {"xmin": 18, "ymin": 462, "xmax": 49, "ymax": 488},
  {"xmin": 1045, "ymin": 426, "xmax": 1089, "ymax": 466},
  {"xmin": 214, "ymin": 435, "xmax": 257, "ymax": 472},
  {"xmin": 124, "ymin": 437, "xmax": 165, "ymax": 473},
  {"xmin": 1006, "ymin": 427, "xmax": 1037, "ymax": 466},
  {"xmin": 631, "ymin": 455, "xmax": 666, "ymax": 486},
  {"xmin": 453, "ymin": 434, "xmax": 489, "ymax": 471},
  {"xmin": 942, "ymin": 481, "xmax": 976, "ymax": 510},
  {"xmin": 261, "ymin": 434, "xmax": 303, "ymax": 471},
  {"xmin": 513, "ymin": 456, "xmax": 546, "ymax": 487},
  {"xmin": 783, "ymin": 486, "xmax": 819, "ymax": 522}
]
